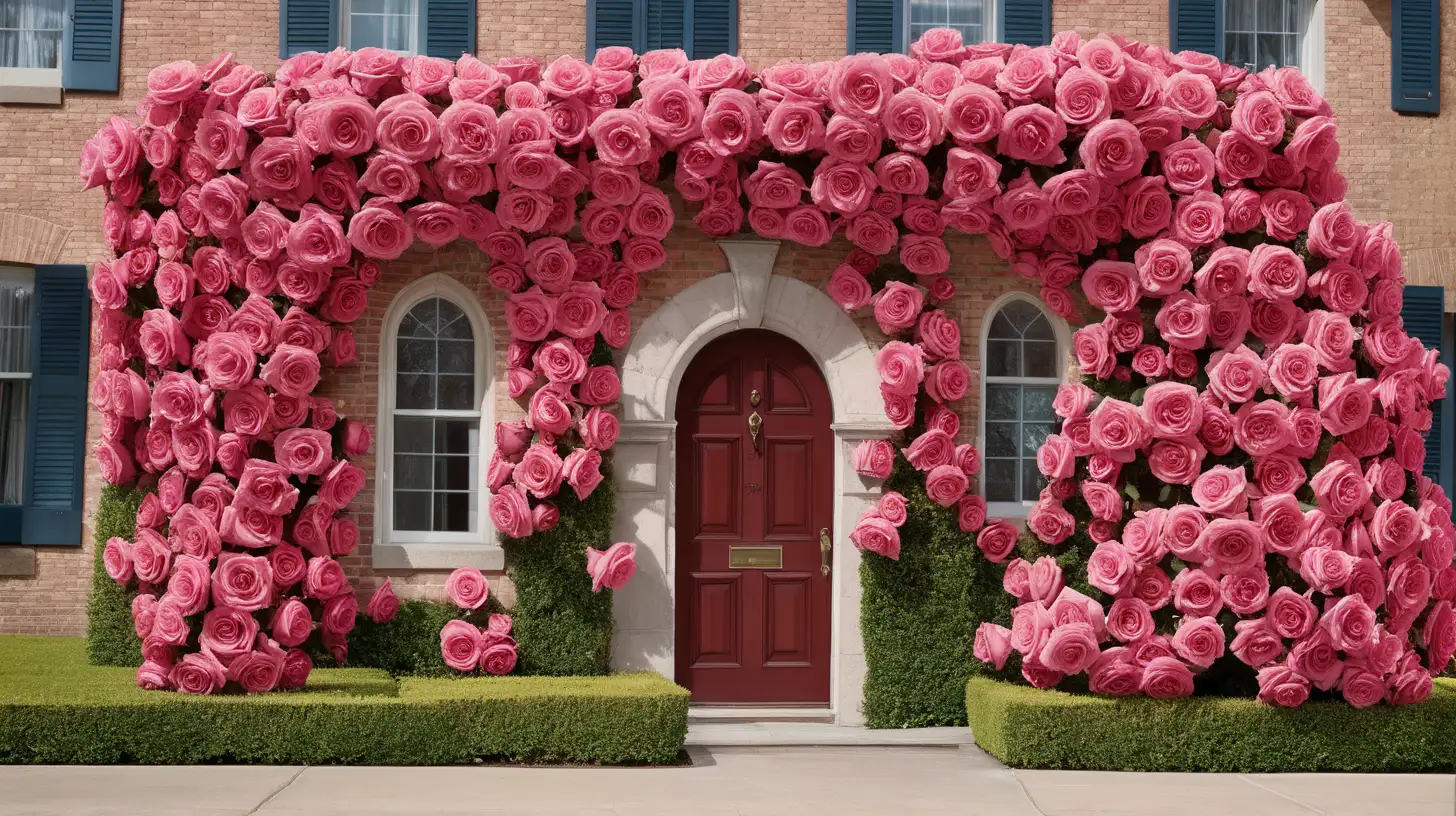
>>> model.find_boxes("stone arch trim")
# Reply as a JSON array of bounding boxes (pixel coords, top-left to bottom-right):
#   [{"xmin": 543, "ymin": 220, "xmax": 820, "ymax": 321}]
[
  {"xmin": 620, "ymin": 238, "xmax": 893, "ymax": 433},
  {"xmin": 610, "ymin": 238, "xmax": 891, "ymax": 724},
  {"xmin": 0, "ymin": 213, "xmax": 72, "ymax": 267}
]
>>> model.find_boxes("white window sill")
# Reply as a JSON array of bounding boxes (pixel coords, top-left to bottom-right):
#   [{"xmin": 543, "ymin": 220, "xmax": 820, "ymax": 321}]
[
  {"xmin": 0, "ymin": 67, "xmax": 62, "ymax": 105},
  {"xmin": 987, "ymin": 502, "xmax": 1033, "ymax": 524},
  {"xmin": 373, "ymin": 541, "xmax": 504, "ymax": 572}
]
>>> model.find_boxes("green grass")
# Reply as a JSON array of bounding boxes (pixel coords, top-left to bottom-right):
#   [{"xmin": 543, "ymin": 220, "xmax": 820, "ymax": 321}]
[
  {"xmin": 0, "ymin": 637, "xmax": 689, "ymax": 765},
  {"xmin": 967, "ymin": 675, "xmax": 1456, "ymax": 773}
]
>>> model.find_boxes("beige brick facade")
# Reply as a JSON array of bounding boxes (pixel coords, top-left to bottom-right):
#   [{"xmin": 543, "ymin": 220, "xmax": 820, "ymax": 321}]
[{"xmin": 2, "ymin": 0, "xmax": 1455, "ymax": 634}]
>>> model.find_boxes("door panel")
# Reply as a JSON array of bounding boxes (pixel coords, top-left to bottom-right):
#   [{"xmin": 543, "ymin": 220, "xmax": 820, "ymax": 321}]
[{"xmin": 675, "ymin": 329, "xmax": 833, "ymax": 705}]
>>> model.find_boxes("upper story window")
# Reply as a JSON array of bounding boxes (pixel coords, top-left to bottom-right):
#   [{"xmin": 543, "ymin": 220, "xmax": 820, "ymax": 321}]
[
  {"xmin": 0, "ymin": 268, "xmax": 33, "ymax": 507},
  {"xmin": 343, "ymin": 0, "xmax": 419, "ymax": 54},
  {"xmin": 907, "ymin": 0, "xmax": 994, "ymax": 48},
  {"xmin": 588, "ymin": 0, "xmax": 737, "ymax": 60},
  {"xmin": 381, "ymin": 281, "xmax": 493, "ymax": 545},
  {"xmin": 1224, "ymin": 0, "xmax": 1304, "ymax": 71},
  {"xmin": 982, "ymin": 297, "xmax": 1062, "ymax": 513},
  {"xmin": 1, "ymin": 0, "xmax": 65, "ymax": 69}
]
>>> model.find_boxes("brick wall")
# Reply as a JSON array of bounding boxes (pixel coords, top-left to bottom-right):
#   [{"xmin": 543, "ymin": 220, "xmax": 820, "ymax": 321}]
[{"xmin": 3, "ymin": 0, "xmax": 1456, "ymax": 633}]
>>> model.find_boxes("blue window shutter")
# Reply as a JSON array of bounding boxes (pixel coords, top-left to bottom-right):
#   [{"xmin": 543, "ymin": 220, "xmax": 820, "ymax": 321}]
[
  {"xmin": 1001, "ymin": 0, "xmax": 1051, "ymax": 47},
  {"xmin": 62, "ymin": 0, "xmax": 122, "ymax": 92},
  {"xmin": 847, "ymin": 0, "xmax": 902, "ymax": 54},
  {"xmin": 646, "ymin": 0, "xmax": 685, "ymax": 52},
  {"xmin": 21, "ymin": 266, "xmax": 90, "ymax": 547},
  {"xmin": 1393, "ymin": 0, "xmax": 1440, "ymax": 114},
  {"xmin": 279, "ymin": 0, "xmax": 339, "ymax": 59},
  {"xmin": 423, "ymin": 0, "xmax": 475, "ymax": 59},
  {"xmin": 1170, "ymin": 0, "xmax": 1223, "ymax": 60},
  {"xmin": 588, "ymin": 0, "xmax": 640, "ymax": 58},
  {"xmin": 688, "ymin": 0, "xmax": 735, "ymax": 57},
  {"xmin": 1403, "ymin": 285, "xmax": 1446, "ymax": 486}
]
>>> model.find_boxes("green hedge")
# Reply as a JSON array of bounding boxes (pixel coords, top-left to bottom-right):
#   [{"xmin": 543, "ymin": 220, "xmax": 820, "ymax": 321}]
[
  {"xmin": 86, "ymin": 484, "xmax": 147, "ymax": 667},
  {"xmin": 1, "ymin": 637, "xmax": 687, "ymax": 765},
  {"xmin": 860, "ymin": 457, "xmax": 1013, "ymax": 728},
  {"xmin": 967, "ymin": 675, "xmax": 1456, "ymax": 772}
]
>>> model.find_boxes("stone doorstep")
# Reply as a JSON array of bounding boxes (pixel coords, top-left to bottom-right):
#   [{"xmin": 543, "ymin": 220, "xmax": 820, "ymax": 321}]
[
  {"xmin": 688, "ymin": 707, "xmax": 836, "ymax": 724},
  {"xmin": 686, "ymin": 722, "xmax": 975, "ymax": 748}
]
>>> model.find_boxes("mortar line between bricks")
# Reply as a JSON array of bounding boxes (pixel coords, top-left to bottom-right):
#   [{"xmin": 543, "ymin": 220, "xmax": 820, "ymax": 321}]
[
  {"xmin": 244, "ymin": 765, "xmax": 309, "ymax": 816},
  {"xmin": 1237, "ymin": 775, "xmax": 1329, "ymax": 815}
]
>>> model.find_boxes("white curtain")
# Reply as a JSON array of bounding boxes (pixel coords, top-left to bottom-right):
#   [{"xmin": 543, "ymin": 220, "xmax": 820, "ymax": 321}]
[
  {"xmin": 348, "ymin": 0, "xmax": 417, "ymax": 53},
  {"xmin": 0, "ymin": 277, "xmax": 32, "ymax": 506},
  {"xmin": 0, "ymin": 0, "xmax": 66, "ymax": 70}
]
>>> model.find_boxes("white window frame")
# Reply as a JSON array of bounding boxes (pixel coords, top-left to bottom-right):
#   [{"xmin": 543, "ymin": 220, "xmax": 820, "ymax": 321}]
[
  {"xmin": 977, "ymin": 292, "xmax": 1069, "ymax": 520},
  {"xmin": 373, "ymin": 273, "xmax": 500, "ymax": 572},
  {"xmin": 0, "ymin": 267, "xmax": 32, "ymax": 507},
  {"xmin": 904, "ymin": 0, "xmax": 1000, "ymax": 48},
  {"xmin": 340, "ymin": 0, "xmax": 421, "ymax": 56},
  {"xmin": 0, "ymin": 0, "xmax": 65, "ymax": 104},
  {"xmin": 1223, "ymin": 0, "xmax": 1324, "ymax": 94}
]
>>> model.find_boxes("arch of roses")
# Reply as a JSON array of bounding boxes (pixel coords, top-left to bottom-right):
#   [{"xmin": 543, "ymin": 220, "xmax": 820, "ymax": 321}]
[{"xmin": 85, "ymin": 26, "xmax": 1454, "ymax": 704}]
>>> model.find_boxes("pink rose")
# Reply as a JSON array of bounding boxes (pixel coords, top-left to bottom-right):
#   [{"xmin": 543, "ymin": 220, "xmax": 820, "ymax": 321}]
[
  {"xmin": 446, "ymin": 566, "xmax": 490, "ymax": 611},
  {"xmin": 997, "ymin": 104, "xmax": 1067, "ymax": 166},
  {"xmin": 272, "ymin": 597, "xmax": 315, "ymax": 647},
  {"xmin": 170, "ymin": 650, "xmax": 226, "ymax": 695},
  {"xmin": 441, "ymin": 619, "xmax": 483, "ymax": 673},
  {"xmin": 973, "ymin": 622, "xmax": 1013, "ymax": 670},
  {"xmin": 1256, "ymin": 664, "xmax": 1311, "ymax": 707},
  {"xmin": 1199, "ymin": 518, "xmax": 1262, "ymax": 572},
  {"xmin": 562, "ymin": 447, "xmax": 605, "ymax": 500},
  {"xmin": 587, "ymin": 541, "xmax": 637, "ymax": 591},
  {"xmin": 850, "ymin": 514, "xmax": 901, "ymax": 560},
  {"xmin": 852, "ymin": 440, "xmax": 894, "ymax": 479},
  {"xmin": 1038, "ymin": 622, "xmax": 1100, "ymax": 674},
  {"xmin": 347, "ymin": 203, "xmax": 414, "ymax": 260},
  {"xmin": 1079, "ymin": 118, "xmax": 1147, "ymax": 185},
  {"xmin": 210, "ymin": 551, "xmax": 272, "ymax": 613}
]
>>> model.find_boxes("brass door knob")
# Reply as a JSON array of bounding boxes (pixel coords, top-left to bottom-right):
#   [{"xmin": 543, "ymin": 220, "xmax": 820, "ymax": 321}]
[{"xmin": 748, "ymin": 411, "xmax": 762, "ymax": 454}]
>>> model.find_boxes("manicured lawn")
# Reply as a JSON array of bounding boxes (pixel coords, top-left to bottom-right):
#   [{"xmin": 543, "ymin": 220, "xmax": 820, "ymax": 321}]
[
  {"xmin": 0, "ymin": 637, "xmax": 688, "ymax": 765},
  {"xmin": 966, "ymin": 675, "xmax": 1456, "ymax": 773}
]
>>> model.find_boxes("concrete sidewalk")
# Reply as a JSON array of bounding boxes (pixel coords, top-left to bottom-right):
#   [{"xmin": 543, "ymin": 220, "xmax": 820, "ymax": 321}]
[{"xmin": 0, "ymin": 747, "xmax": 1450, "ymax": 815}]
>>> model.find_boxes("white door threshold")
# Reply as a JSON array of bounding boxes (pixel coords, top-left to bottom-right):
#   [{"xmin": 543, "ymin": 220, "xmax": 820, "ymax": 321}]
[
  {"xmin": 687, "ymin": 722, "xmax": 975, "ymax": 748},
  {"xmin": 689, "ymin": 706, "xmax": 836, "ymax": 724}
]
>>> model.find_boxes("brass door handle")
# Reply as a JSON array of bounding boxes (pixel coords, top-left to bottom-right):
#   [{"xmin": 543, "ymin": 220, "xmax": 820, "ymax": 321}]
[
  {"xmin": 748, "ymin": 411, "xmax": 762, "ymax": 455},
  {"xmin": 820, "ymin": 527, "xmax": 832, "ymax": 577}
]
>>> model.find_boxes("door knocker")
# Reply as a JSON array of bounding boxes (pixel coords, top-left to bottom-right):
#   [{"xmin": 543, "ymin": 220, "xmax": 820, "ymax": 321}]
[{"xmin": 748, "ymin": 411, "xmax": 762, "ymax": 455}]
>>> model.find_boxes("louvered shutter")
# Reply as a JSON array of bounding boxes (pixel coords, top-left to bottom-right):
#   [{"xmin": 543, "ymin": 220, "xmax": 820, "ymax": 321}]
[
  {"xmin": 1170, "ymin": 0, "xmax": 1223, "ymax": 59},
  {"xmin": 689, "ymin": 0, "xmax": 735, "ymax": 57},
  {"xmin": 62, "ymin": 0, "xmax": 123, "ymax": 92},
  {"xmin": 588, "ymin": 0, "xmax": 638, "ymax": 57},
  {"xmin": 1403, "ymin": 285, "xmax": 1446, "ymax": 486},
  {"xmin": 1001, "ymin": 0, "xmax": 1051, "ymax": 47},
  {"xmin": 1393, "ymin": 0, "xmax": 1440, "ymax": 114},
  {"xmin": 424, "ymin": 0, "xmax": 475, "ymax": 59},
  {"xmin": 279, "ymin": 0, "xmax": 339, "ymax": 59},
  {"xmin": 21, "ymin": 267, "xmax": 90, "ymax": 546},
  {"xmin": 847, "ymin": 0, "xmax": 901, "ymax": 54},
  {"xmin": 646, "ymin": 0, "xmax": 685, "ymax": 51}
]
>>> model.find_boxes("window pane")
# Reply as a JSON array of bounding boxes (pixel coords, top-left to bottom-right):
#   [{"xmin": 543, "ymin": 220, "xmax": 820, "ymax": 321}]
[
  {"xmin": 1257, "ymin": 33, "xmax": 1282, "ymax": 70},
  {"xmin": 1023, "ymin": 387, "xmax": 1056, "ymax": 421},
  {"xmin": 985, "ymin": 460, "xmax": 1017, "ymax": 501},
  {"xmin": 0, "ymin": 380, "xmax": 26, "ymax": 505},
  {"xmin": 986, "ymin": 421, "xmax": 1018, "ymax": 456},
  {"xmin": 435, "ymin": 455, "xmax": 473, "ymax": 492},
  {"xmin": 1228, "ymin": 0, "xmax": 1254, "ymax": 31},
  {"xmin": 434, "ymin": 491, "xmax": 472, "ymax": 533},
  {"xmin": 436, "ymin": 418, "xmax": 474, "ymax": 453},
  {"xmin": 394, "ymin": 490, "xmax": 431, "ymax": 531},
  {"xmin": 396, "ymin": 372, "xmax": 435, "ymax": 409},
  {"xmin": 0, "ymin": 0, "xmax": 64, "ymax": 69},
  {"xmin": 1257, "ymin": 0, "xmax": 1282, "ymax": 32},
  {"xmin": 437, "ymin": 339, "xmax": 473, "ymax": 374},
  {"xmin": 437, "ymin": 374, "xmax": 475, "ymax": 410},
  {"xmin": 1023, "ymin": 341, "xmax": 1056, "ymax": 378},
  {"xmin": 986, "ymin": 384, "xmax": 1019, "ymax": 421},
  {"xmin": 381, "ymin": 13, "xmax": 412, "ymax": 51},
  {"xmin": 1020, "ymin": 459, "xmax": 1045, "ymax": 502},
  {"xmin": 0, "ymin": 275, "xmax": 33, "ymax": 374},
  {"xmin": 394, "ymin": 417, "xmax": 433, "ymax": 452},
  {"xmin": 907, "ymin": 0, "xmax": 986, "ymax": 48},
  {"xmin": 1022, "ymin": 423, "xmax": 1053, "ymax": 456},
  {"xmin": 395, "ymin": 453, "xmax": 432, "ymax": 490},
  {"xmin": 1227, "ymin": 33, "xmax": 1252, "ymax": 70},
  {"xmin": 349, "ymin": 13, "xmax": 385, "ymax": 49},
  {"xmin": 986, "ymin": 340, "xmax": 1019, "ymax": 378},
  {"xmin": 397, "ymin": 337, "xmax": 435, "ymax": 374}
]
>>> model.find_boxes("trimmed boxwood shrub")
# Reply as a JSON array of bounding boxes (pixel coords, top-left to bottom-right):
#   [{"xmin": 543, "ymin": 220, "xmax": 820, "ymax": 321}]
[
  {"xmin": 86, "ymin": 484, "xmax": 147, "ymax": 667},
  {"xmin": 1, "ymin": 637, "xmax": 687, "ymax": 765},
  {"xmin": 966, "ymin": 675, "xmax": 1456, "ymax": 772},
  {"xmin": 860, "ymin": 458, "xmax": 1013, "ymax": 728}
]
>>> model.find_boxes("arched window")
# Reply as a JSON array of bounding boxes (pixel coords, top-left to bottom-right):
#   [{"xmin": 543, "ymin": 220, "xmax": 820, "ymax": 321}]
[
  {"xmin": 981, "ymin": 296, "xmax": 1064, "ymax": 514},
  {"xmin": 377, "ymin": 276, "xmax": 492, "ymax": 552}
]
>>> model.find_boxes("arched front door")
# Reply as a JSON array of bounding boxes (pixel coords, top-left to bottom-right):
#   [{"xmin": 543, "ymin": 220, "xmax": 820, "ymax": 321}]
[{"xmin": 675, "ymin": 329, "xmax": 833, "ymax": 705}]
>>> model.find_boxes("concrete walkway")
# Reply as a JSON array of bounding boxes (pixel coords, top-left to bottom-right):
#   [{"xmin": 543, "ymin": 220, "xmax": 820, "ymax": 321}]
[{"xmin": 0, "ymin": 747, "xmax": 1450, "ymax": 815}]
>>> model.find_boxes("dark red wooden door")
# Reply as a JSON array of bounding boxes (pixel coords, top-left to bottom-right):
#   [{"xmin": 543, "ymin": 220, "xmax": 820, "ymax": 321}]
[{"xmin": 675, "ymin": 329, "xmax": 833, "ymax": 705}]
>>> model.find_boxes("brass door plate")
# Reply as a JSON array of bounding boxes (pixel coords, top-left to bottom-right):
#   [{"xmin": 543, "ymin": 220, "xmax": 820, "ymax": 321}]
[{"xmin": 729, "ymin": 545, "xmax": 783, "ymax": 569}]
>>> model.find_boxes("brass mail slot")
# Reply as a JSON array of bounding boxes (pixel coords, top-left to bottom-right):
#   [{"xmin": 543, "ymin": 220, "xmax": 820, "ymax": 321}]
[{"xmin": 729, "ymin": 545, "xmax": 783, "ymax": 569}]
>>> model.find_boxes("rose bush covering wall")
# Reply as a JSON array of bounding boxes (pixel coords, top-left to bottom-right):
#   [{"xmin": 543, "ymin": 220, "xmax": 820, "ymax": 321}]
[{"xmin": 85, "ymin": 27, "xmax": 1449, "ymax": 703}]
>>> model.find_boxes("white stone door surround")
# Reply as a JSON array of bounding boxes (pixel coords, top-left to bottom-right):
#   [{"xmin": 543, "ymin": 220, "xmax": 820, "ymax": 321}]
[{"xmin": 610, "ymin": 238, "xmax": 894, "ymax": 725}]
